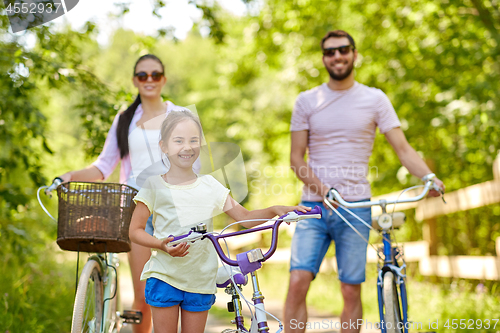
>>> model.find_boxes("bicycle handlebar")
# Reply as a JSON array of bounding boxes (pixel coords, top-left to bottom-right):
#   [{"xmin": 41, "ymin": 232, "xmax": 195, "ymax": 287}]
[
  {"xmin": 325, "ymin": 174, "xmax": 442, "ymax": 209},
  {"xmin": 169, "ymin": 206, "xmax": 322, "ymax": 266},
  {"xmin": 44, "ymin": 177, "xmax": 63, "ymax": 196}
]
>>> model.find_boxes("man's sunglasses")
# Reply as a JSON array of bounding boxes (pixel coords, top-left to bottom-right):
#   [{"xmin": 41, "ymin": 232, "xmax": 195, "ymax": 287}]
[
  {"xmin": 322, "ymin": 45, "xmax": 355, "ymax": 57},
  {"xmin": 134, "ymin": 71, "xmax": 164, "ymax": 82}
]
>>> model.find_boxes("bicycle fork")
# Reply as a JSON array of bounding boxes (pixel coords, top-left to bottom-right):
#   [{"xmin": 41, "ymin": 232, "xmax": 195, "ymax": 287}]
[
  {"xmin": 226, "ymin": 284, "xmax": 246, "ymax": 331},
  {"xmin": 225, "ymin": 271, "xmax": 270, "ymax": 333},
  {"xmin": 377, "ymin": 231, "xmax": 409, "ymax": 333},
  {"xmin": 250, "ymin": 271, "xmax": 270, "ymax": 333}
]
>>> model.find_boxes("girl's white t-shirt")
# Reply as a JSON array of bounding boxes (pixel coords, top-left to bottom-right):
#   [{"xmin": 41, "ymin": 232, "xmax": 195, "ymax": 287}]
[{"xmin": 133, "ymin": 174, "xmax": 230, "ymax": 294}]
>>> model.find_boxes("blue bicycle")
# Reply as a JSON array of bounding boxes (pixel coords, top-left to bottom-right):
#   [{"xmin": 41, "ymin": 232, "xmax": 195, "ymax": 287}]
[{"xmin": 325, "ymin": 174, "xmax": 443, "ymax": 333}]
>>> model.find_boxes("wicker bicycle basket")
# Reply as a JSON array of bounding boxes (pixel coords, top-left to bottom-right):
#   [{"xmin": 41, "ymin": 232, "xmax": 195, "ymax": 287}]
[{"xmin": 56, "ymin": 182, "xmax": 138, "ymax": 253}]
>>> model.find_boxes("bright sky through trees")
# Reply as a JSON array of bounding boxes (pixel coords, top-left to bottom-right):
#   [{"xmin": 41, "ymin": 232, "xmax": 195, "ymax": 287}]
[{"xmin": 43, "ymin": 0, "xmax": 248, "ymax": 43}]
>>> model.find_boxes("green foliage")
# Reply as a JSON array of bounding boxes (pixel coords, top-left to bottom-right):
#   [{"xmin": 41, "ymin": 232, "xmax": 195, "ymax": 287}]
[
  {"xmin": 0, "ymin": 20, "xmax": 114, "ymax": 218},
  {"xmin": 1, "ymin": 0, "xmax": 500, "ymax": 329},
  {"xmin": 0, "ymin": 15, "xmax": 121, "ymax": 331},
  {"xmin": 0, "ymin": 218, "xmax": 75, "ymax": 332},
  {"xmin": 210, "ymin": 0, "xmax": 500, "ymax": 252},
  {"xmin": 242, "ymin": 0, "xmax": 500, "ymax": 192},
  {"xmin": 436, "ymin": 205, "xmax": 500, "ymax": 255}
]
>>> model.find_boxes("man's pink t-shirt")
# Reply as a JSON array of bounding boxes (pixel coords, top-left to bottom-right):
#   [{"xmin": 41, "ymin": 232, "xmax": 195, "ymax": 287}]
[{"xmin": 291, "ymin": 82, "xmax": 401, "ymax": 201}]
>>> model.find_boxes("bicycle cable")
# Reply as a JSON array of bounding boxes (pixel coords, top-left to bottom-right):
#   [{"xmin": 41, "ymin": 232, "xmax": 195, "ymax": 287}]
[
  {"xmin": 217, "ymin": 224, "xmax": 258, "ymax": 323},
  {"xmin": 389, "ymin": 185, "xmax": 425, "ymax": 262},
  {"xmin": 219, "ymin": 259, "xmax": 284, "ymax": 332},
  {"xmin": 324, "ymin": 184, "xmax": 428, "ymax": 261},
  {"xmin": 37, "ymin": 186, "xmax": 57, "ymax": 222},
  {"xmin": 220, "ymin": 218, "xmax": 277, "ymax": 235},
  {"xmin": 326, "ymin": 203, "xmax": 384, "ymax": 260}
]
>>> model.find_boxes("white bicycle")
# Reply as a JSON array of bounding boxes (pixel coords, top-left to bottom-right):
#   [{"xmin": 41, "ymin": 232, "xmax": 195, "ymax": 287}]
[{"xmin": 39, "ymin": 178, "xmax": 143, "ymax": 333}]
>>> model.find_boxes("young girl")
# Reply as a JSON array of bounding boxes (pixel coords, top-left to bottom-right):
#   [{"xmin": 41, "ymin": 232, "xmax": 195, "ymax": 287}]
[
  {"xmin": 58, "ymin": 54, "xmax": 189, "ymax": 333},
  {"xmin": 129, "ymin": 110, "xmax": 309, "ymax": 333}
]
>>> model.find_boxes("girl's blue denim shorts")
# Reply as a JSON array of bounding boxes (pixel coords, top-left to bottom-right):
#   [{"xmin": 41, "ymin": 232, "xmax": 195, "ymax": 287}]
[{"xmin": 145, "ymin": 277, "xmax": 215, "ymax": 312}]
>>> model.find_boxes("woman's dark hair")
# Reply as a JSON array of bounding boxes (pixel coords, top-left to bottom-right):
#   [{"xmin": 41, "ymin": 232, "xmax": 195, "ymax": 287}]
[{"xmin": 116, "ymin": 54, "xmax": 165, "ymax": 158}]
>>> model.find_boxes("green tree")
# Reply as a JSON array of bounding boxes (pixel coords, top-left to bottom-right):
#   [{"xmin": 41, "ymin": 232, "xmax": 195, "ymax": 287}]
[{"xmin": 0, "ymin": 16, "xmax": 117, "ymax": 331}]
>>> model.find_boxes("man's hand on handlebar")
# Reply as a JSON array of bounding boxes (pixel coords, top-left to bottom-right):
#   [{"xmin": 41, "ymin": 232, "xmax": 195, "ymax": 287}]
[
  {"xmin": 428, "ymin": 177, "xmax": 445, "ymax": 197},
  {"xmin": 162, "ymin": 236, "xmax": 190, "ymax": 257},
  {"xmin": 323, "ymin": 185, "xmax": 340, "ymax": 210}
]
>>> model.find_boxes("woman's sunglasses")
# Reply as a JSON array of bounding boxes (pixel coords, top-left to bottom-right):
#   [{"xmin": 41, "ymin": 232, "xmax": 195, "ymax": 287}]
[
  {"xmin": 134, "ymin": 71, "xmax": 164, "ymax": 82},
  {"xmin": 322, "ymin": 45, "xmax": 355, "ymax": 57}
]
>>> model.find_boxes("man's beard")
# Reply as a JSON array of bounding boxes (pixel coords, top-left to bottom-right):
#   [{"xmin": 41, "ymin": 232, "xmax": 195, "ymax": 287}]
[{"xmin": 326, "ymin": 61, "xmax": 354, "ymax": 81}]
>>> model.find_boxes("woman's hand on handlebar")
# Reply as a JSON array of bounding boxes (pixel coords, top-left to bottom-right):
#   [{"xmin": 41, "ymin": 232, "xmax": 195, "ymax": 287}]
[
  {"xmin": 57, "ymin": 166, "xmax": 104, "ymax": 183},
  {"xmin": 162, "ymin": 236, "xmax": 190, "ymax": 257},
  {"xmin": 59, "ymin": 172, "xmax": 72, "ymax": 183}
]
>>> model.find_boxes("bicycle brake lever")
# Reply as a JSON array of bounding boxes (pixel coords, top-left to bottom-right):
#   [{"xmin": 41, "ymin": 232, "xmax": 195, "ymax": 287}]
[
  {"xmin": 440, "ymin": 191, "xmax": 447, "ymax": 204},
  {"xmin": 431, "ymin": 183, "xmax": 446, "ymax": 204}
]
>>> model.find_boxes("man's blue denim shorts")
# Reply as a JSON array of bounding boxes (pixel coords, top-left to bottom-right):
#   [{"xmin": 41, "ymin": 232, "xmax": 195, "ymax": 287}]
[
  {"xmin": 290, "ymin": 201, "xmax": 371, "ymax": 284},
  {"xmin": 145, "ymin": 278, "xmax": 216, "ymax": 312}
]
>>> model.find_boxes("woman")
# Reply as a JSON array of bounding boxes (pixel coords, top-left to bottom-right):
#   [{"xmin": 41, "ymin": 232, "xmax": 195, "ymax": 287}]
[{"xmin": 59, "ymin": 54, "xmax": 188, "ymax": 333}]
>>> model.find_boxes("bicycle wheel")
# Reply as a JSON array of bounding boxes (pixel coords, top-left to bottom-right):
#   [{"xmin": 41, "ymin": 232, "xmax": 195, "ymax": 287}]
[
  {"xmin": 71, "ymin": 259, "xmax": 104, "ymax": 333},
  {"xmin": 383, "ymin": 271, "xmax": 403, "ymax": 333}
]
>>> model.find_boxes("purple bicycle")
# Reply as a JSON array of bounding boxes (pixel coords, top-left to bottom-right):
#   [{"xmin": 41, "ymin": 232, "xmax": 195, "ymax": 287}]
[{"xmin": 168, "ymin": 206, "xmax": 322, "ymax": 333}]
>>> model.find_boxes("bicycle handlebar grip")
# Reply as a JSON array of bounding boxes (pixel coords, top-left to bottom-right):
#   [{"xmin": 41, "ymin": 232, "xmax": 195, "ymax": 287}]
[
  {"xmin": 278, "ymin": 205, "xmax": 322, "ymax": 220},
  {"xmin": 45, "ymin": 177, "xmax": 63, "ymax": 195},
  {"xmin": 295, "ymin": 205, "xmax": 322, "ymax": 216},
  {"xmin": 52, "ymin": 177, "xmax": 63, "ymax": 186},
  {"xmin": 169, "ymin": 231, "xmax": 192, "ymax": 243}
]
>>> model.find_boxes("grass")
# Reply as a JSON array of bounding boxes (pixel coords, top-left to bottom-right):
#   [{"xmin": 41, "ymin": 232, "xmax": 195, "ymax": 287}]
[{"xmin": 0, "ymin": 218, "xmax": 76, "ymax": 333}]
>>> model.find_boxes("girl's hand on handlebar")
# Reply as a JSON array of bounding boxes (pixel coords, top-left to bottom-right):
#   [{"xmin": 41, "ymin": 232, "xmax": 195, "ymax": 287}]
[
  {"xmin": 274, "ymin": 205, "xmax": 311, "ymax": 225},
  {"xmin": 162, "ymin": 236, "xmax": 190, "ymax": 257},
  {"xmin": 273, "ymin": 205, "xmax": 311, "ymax": 217}
]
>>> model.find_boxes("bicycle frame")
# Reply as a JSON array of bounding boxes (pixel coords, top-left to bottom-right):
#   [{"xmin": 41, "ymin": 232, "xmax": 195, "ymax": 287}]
[
  {"xmin": 98, "ymin": 253, "xmax": 120, "ymax": 333},
  {"xmin": 376, "ymin": 231, "xmax": 409, "ymax": 333}
]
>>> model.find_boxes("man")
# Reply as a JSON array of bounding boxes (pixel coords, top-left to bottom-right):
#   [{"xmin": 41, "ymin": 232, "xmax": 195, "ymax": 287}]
[{"xmin": 284, "ymin": 30, "xmax": 444, "ymax": 333}]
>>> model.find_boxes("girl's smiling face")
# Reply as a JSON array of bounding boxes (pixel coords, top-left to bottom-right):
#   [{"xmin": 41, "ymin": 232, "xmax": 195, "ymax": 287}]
[{"xmin": 161, "ymin": 119, "xmax": 201, "ymax": 170}]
